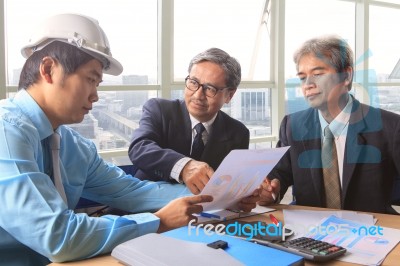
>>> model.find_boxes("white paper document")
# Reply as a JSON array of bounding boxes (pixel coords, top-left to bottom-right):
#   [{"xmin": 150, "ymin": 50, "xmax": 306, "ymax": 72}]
[
  {"xmin": 196, "ymin": 204, "xmax": 276, "ymax": 223},
  {"xmin": 283, "ymin": 209, "xmax": 375, "ymax": 229},
  {"xmin": 200, "ymin": 147, "xmax": 289, "ymax": 211}
]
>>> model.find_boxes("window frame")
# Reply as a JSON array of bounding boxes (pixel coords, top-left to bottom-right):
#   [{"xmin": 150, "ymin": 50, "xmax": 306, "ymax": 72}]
[{"xmin": 1, "ymin": 0, "xmax": 399, "ymax": 161}]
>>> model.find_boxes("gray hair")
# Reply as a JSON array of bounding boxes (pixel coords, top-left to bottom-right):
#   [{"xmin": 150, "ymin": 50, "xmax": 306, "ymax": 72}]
[
  {"xmin": 293, "ymin": 35, "xmax": 354, "ymax": 88},
  {"xmin": 188, "ymin": 47, "xmax": 241, "ymax": 90}
]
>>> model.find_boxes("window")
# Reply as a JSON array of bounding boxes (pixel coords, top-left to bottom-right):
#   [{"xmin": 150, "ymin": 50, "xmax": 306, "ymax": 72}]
[
  {"xmin": 3, "ymin": 0, "xmax": 400, "ymax": 162},
  {"xmin": 5, "ymin": 0, "xmax": 158, "ymax": 86},
  {"xmin": 374, "ymin": 86, "xmax": 400, "ymax": 114},
  {"xmin": 174, "ymin": 0, "xmax": 271, "ymax": 81},
  {"xmin": 174, "ymin": 0, "xmax": 273, "ymax": 147},
  {"xmin": 370, "ymin": 5, "xmax": 400, "ymax": 81},
  {"xmin": 284, "ymin": 0, "xmax": 355, "ymax": 114}
]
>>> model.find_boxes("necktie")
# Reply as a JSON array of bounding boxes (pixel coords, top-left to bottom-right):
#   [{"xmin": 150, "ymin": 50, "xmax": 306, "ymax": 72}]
[
  {"xmin": 191, "ymin": 123, "xmax": 205, "ymax": 160},
  {"xmin": 322, "ymin": 126, "xmax": 341, "ymax": 209},
  {"xmin": 50, "ymin": 132, "xmax": 67, "ymax": 204}
]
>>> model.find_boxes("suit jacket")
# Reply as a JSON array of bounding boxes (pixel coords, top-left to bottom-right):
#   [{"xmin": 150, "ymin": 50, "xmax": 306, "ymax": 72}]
[
  {"xmin": 270, "ymin": 98, "xmax": 400, "ymax": 214},
  {"xmin": 128, "ymin": 98, "xmax": 249, "ymax": 182}
]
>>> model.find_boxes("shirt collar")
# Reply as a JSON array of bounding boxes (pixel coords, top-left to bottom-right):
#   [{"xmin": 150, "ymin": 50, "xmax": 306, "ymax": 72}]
[
  {"xmin": 13, "ymin": 89, "xmax": 54, "ymax": 140},
  {"xmin": 319, "ymin": 94, "xmax": 353, "ymax": 138},
  {"xmin": 189, "ymin": 113, "xmax": 217, "ymax": 134}
]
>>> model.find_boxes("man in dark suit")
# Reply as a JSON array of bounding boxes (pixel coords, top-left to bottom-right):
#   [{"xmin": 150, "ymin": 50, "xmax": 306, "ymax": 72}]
[
  {"xmin": 260, "ymin": 35, "xmax": 400, "ymax": 214},
  {"xmin": 129, "ymin": 48, "xmax": 249, "ymax": 194}
]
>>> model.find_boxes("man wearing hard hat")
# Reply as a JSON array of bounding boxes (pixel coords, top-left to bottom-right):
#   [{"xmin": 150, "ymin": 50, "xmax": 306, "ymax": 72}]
[{"xmin": 0, "ymin": 13, "xmax": 260, "ymax": 265}]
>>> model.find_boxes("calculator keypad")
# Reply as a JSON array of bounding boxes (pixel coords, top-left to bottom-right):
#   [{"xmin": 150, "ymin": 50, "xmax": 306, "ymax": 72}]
[{"xmin": 284, "ymin": 237, "xmax": 346, "ymax": 257}]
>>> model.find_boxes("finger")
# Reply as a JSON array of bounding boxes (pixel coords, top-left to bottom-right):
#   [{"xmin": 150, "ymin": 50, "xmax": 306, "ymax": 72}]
[
  {"xmin": 265, "ymin": 179, "xmax": 274, "ymax": 192},
  {"xmin": 261, "ymin": 178, "xmax": 271, "ymax": 189},
  {"xmin": 260, "ymin": 181, "xmax": 268, "ymax": 190},
  {"xmin": 193, "ymin": 180, "xmax": 205, "ymax": 194},
  {"xmin": 252, "ymin": 188, "xmax": 260, "ymax": 196},
  {"xmin": 187, "ymin": 182, "xmax": 201, "ymax": 195},
  {"xmin": 271, "ymin": 178, "xmax": 280, "ymax": 190},
  {"xmin": 206, "ymin": 165, "xmax": 214, "ymax": 177},
  {"xmin": 187, "ymin": 204, "xmax": 205, "ymax": 215},
  {"xmin": 198, "ymin": 175, "xmax": 209, "ymax": 188},
  {"xmin": 188, "ymin": 214, "xmax": 199, "ymax": 223},
  {"xmin": 260, "ymin": 186, "xmax": 272, "ymax": 197},
  {"xmin": 187, "ymin": 194, "xmax": 213, "ymax": 205},
  {"xmin": 241, "ymin": 194, "xmax": 261, "ymax": 204},
  {"xmin": 260, "ymin": 190, "xmax": 275, "ymax": 200},
  {"xmin": 260, "ymin": 186, "xmax": 276, "ymax": 202},
  {"xmin": 237, "ymin": 202, "xmax": 256, "ymax": 212}
]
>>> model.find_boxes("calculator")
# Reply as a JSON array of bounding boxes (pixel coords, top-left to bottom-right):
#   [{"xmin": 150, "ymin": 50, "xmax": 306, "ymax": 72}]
[
  {"xmin": 226, "ymin": 221, "xmax": 346, "ymax": 262},
  {"xmin": 262, "ymin": 236, "xmax": 347, "ymax": 262}
]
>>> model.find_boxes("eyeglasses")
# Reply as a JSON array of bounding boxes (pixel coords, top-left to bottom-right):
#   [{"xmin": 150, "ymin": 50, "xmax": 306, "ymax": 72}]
[{"xmin": 185, "ymin": 76, "xmax": 229, "ymax": 98}]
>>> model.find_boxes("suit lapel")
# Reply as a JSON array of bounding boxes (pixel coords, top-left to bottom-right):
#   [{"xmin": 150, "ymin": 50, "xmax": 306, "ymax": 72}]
[
  {"xmin": 342, "ymin": 100, "xmax": 368, "ymax": 201},
  {"xmin": 202, "ymin": 112, "xmax": 228, "ymax": 158},
  {"xmin": 181, "ymin": 101, "xmax": 194, "ymax": 155},
  {"xmin": 298, "ymin": 110, "xmax": 325, "ymax": 204}
]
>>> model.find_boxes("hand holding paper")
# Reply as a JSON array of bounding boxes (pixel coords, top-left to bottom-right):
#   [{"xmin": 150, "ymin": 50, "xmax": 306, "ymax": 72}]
[
  {"xmin": 200, "ymin": 147, "xmax": 289, "ymax": 212},
  {"xmin": 259, "ymin": 178, "xmax": 281, "ymax": 205},
  {"xmin": 155, "ymin": 194, "xmax": 213, "ymax": 232}
]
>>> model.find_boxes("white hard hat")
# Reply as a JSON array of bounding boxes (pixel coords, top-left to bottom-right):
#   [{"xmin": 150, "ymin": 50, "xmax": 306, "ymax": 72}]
[{"xmin": 21, "ymin": 13, "xmax": 123, "ymax": 76}]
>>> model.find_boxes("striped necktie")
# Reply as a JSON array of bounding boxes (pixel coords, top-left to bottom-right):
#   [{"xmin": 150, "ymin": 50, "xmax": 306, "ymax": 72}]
[{"xmin": 322, "ymin": 126, "xmax": 341, "ymax": 209}]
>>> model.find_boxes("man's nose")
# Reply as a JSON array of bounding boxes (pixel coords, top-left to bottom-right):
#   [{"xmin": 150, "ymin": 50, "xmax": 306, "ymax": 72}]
[
  {"xmin": 193, "ymin": 85, "xmax": 207, "ymax": 98},
  {"xmin": 303, "ymin": 76, "xmax": 316, "ymax": 88},
  {"xmin": 90, "ymin": 91, "xmax": 99, "ymax": 103}
]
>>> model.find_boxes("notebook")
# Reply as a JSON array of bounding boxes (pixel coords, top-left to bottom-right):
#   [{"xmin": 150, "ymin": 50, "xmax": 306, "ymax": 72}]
[
  {"xmin": 111, "ymin": 233, "xmax": 244, "ymax": 266},
  {"xmin": 162, "ymin": 226, "xmax": 304, "ymax": 266}
]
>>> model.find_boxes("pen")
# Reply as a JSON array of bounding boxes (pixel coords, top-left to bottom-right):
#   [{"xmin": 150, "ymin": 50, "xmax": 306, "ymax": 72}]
[
  {"xmin": 200, "ymin": 212, "xmax": 222, "ymax": 220},
  {"xmin": 269, "ymin": 213, "xmax": 280, "ymax": 226}
]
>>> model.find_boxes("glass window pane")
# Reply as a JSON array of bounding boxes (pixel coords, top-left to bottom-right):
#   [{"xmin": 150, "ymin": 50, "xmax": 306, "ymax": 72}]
[
  {"xmin": 285, "ymin": 86, "xmax": 309, "ymax": 114},
  {"xmin": 285, "ymin": 0, "xmax": 355, "ymax": 81},
  {"xmin": 250, "ymin": 141, "xmax": 272, "ymax": 149},
  {"xmin": 174, "ymin": 0, "xmax": 270, "ymax": 81},
  {"xmin": 285, "ymin": 0, "xmax": 355, "ymax": 116},
  {"xmin": 67, "ymin": 90, "xmax": 158, "ymax": 152},
  {"xmin": 370, "ymin": 5, "xmax": 400, "ymax": 82},
  {"xmin": 5, "ymin": 0, "xmax": 157, "ymax": 86},
  {"xmin": 375, "ymin": 86, "xmax": 400, "ymax": 115}
]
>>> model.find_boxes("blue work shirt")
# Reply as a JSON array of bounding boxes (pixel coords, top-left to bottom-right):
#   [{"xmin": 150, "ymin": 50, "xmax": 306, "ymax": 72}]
[{"xmin": 0, "ymin": 89, "xmax": 191, "ymax": 264}]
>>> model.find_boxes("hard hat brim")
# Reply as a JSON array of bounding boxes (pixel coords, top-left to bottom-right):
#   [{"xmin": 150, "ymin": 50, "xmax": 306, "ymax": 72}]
[
  {"xmin": 20, "ymin": 13, "xmax": 124, "ymax": 76},
  {"xmin": 21, "ymin": 40, "xmax": 123, "ymax": 76},
  {"xmin": 83, "ymin": 45, "xmax": 123, "ymax": 76}
]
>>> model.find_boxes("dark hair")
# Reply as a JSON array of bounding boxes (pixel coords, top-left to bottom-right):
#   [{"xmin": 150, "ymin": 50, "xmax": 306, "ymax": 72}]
[
  {"xmin": 293, "ymin": 35, "xmax": 354, "ymax": 89},
  {"xmin": 18, "ymin": 41, "xmax": 95, "ymax": 90},
  {"xmin": 188, "ymin": 47, "xmax": 241, "ymax": 90}
]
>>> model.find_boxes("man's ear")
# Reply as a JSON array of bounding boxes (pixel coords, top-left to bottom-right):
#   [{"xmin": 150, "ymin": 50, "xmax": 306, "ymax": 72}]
[
  {"xmin": 40, "ymin": 56, "xmax": 56, "ymax": 84},
  {"xmin": 343, "ymin": 67, "xmax": 353, "ymax": 87},
  {"xmin": 225, "ymin": 88, "xmax": 237, "ymax": 104}
]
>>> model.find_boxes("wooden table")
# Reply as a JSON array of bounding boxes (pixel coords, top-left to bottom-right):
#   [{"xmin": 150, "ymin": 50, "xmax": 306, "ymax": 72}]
[{"xmin": 50, "ymin": 204, "xmax": 400, "ymax": 266}]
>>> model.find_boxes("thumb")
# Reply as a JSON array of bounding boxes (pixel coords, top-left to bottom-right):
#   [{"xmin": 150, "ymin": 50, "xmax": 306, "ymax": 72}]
[
  {"xmin": 270, "ymin": 178, "xmax": 280, "ymax": 191},
  {"xmin": 187, "ymin": 194, "xmax": 213, "ymax": 205}
]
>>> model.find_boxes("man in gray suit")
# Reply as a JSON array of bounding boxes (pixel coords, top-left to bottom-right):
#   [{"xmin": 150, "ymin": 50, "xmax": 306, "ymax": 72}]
[
  {"xmin": 260, "ymin": 35, "xmax": 400, "ymax": 214},
  {"xmin": 129, "ymin": 48, "xmax": 249, "ymax": 194}
]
